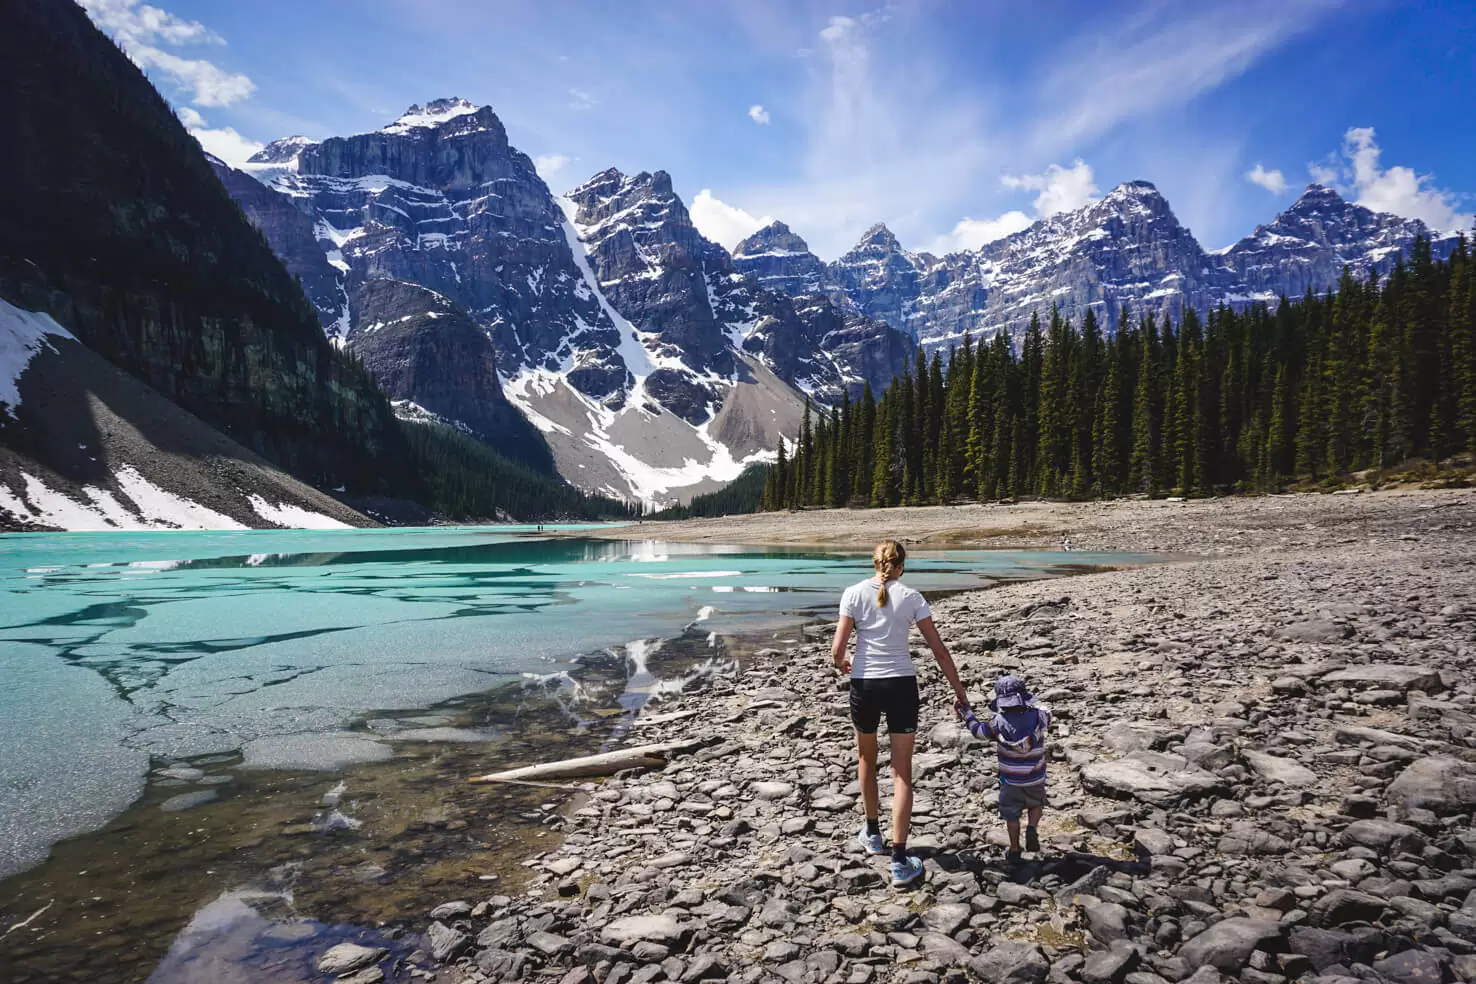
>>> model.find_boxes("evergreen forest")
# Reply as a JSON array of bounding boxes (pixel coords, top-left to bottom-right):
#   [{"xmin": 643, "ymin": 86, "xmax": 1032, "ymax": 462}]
[{"xmin": 762, "ymin": 239, "xmax": 1476, "ymax": 511}]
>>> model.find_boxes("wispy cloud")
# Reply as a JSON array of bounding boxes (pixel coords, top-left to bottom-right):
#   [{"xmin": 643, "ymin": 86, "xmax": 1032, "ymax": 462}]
[
  {"xmin": 534, "ymin": 154, "xmax": 571, "ymax": 181},
  {"xmin": 1032, "ymin": 0, "xmax": 1342, "ymax": 154},
  {"xmin": 1245, "ymin": 163, "xmax": 1288, "ymax": 194},
  {"xmin": 747, "ymin": 104, "xmax": 771, "ymax": 125},
  {"xmin": 568, "ymin": 88, "xmax": 595, "ymax": 111},
  {"xmin": 80, "ymin": 0, "xmax": 254, "ymax": 107},
  {"xmin": 1309, "ymin": 127, "xmax": 1471, "ymax": 232}
]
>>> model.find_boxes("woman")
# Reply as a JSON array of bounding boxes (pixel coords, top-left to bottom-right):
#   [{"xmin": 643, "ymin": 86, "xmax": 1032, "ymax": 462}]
[{"xmin": 831, "ymin": 540, "xmax": 967, "ymax": 887}]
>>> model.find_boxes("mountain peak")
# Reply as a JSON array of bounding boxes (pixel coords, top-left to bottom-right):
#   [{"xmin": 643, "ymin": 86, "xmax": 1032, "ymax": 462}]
[
  {"xmin": 248, "ymin": 135, "xmax": 316, "ymax": 164},
  {"xmin": 852, "ymin": 222, "xmax": 901, "ymax": 252},
  {"xmin": 1290, "ymin": 183, "xmax": 1346, "ymax": 207},
  {"xmin": 1106, "ymin": 179, "xmax": 1161, "ymax": 199},
  {"xmin": 382, "ymin": 97, "xmax": 481, "ymax": 134},
  {"xmin": 734, "ymin": 220, "xmax": 811, "ymax": 258}
]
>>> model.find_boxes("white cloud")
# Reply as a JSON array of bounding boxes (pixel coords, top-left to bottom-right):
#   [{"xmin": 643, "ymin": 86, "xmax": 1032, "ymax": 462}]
[
  {"xmin": 80, "ymin": 0, "xmax": 254, "ymax": 107},
  {"xmin": 568, "ymin": 88, "xmax": 595, "ymax": 111},
  {"xmin": 689, "ymin": 190, "xmax": 774, "ymax": 250},
  {"xmin": 1001, "ymin": 159, "xmax": 1099, "ymax": 217},
  {"xmin": 175, "ymin": 107, "xmax": 262, "ymax": 166},
  {"xmin": 748, "ymin": 104, "xmax": 771, "ymax": 125},
  {"xmin": 1245, "ymin": 163, "xmax": 1288, "ymax": 194},
  {"xmin": 1307, "ymin": 127, "xmax": 1471, "ymax": 232},
  {"xmin": 534, "ymin": 154, "xmax": 570, "ymax": 180},
  {"xmin": 935, "ymin": 159, "xmax": 1099, "ymax": 252},
  {"xmin": 942, "ymin": 211, "xmax": 1034, "ymax": 251},
  {"xmin": 1033, "ymin": 0, "xmax": 1340, "ymax": 153}
]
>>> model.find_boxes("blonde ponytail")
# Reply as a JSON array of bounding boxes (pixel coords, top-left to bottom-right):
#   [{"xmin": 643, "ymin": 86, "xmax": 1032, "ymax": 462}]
[{"xmin": 873, "ymin": 540, "xmax": 906, "ymax": 606}]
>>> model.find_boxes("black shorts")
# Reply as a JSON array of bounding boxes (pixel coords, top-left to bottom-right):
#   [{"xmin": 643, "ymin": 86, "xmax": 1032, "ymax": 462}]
[{"xmin": 849, "ymin": 677, "xmax": 920, "ymax": 735}]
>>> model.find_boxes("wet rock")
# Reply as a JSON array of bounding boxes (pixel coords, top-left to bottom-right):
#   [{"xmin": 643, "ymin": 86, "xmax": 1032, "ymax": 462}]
[
  {"xmin": 428, "ymin": 921, "xmax": 470, "ymax": 963},
  {"xmin": 318, "ymin": 943, "xmax": 386, "ymax": 976},
  {"xmin": 476, "ymin": 948, "xmax": 529, "ymax": 978},
  {"xmin": 337, "ymin": 967, "xmax": 385, "ymax": 984},
  {"xmin": 429, "ymin": 901, "xmax": 472, "ymax": 920},
  {"xmin": 159, "ymin": 790, "xmax": 219, "ymax": 812},
  {"xmin": 1178, "ymin": 918, "xmax": 1282, "ymax": 972},
  {"xmin": 966, "ymin": 941, "xmax": 1049, "ymax": 984}
]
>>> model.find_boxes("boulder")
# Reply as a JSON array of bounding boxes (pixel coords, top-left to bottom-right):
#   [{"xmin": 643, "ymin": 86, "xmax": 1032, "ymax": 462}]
[
  {"xmin": 1320, "ymin": 665, "xmax": 1442, "ymax": 693},
  {"xmin": 1279, "ymin": 619, "xmax": 1352, "ymax": 643},
  {"xmin": 1342, "ymin": 819, "xmax": 1425, "ymax": 855},
  {"xmin": 1079, "ymin": 752, "xmax": 1226, "ymax": 806},
  {"xmin": 1241, "ymin": 749, "xmax": 1318, "ymax": 787},
  {"xmin": 1308, "ymin": 889, "xmax": 1387, "ymax": 927},
  {"xmin": 1387, "ymin": 757, "xmax": 1476, "ymax": 815},
  {"xmin": 317, "ymin": 943, "xmax": 386, "ymax": 976},
  {"xmin": 427, "ymin": 921, "xmax": 470, "ymax": 963},
  {"xmin": 1372, "ymin": 947, "xmax": 1446, "ymax": 984},
  {"xmin": 600, "ymin": 914, "xmax": 684, "ymax": 947},
  {"xmin": 1287, "ymin": 927, "xmax": 1378, "ymax": 972},
  {"xmin": 1178, "ymin": 918, "xmax": 1283, "ymax": 972},
  {"xmin": 967, "ymin": 942, "xmax": 1049, "ymax": 984}
]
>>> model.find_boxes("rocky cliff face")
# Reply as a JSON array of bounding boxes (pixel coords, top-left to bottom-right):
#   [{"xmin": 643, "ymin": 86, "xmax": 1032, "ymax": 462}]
[
  {"xmin": 228, "ymin": 103, "xmax": 823, "ymax": 503},
  {"xmin": 1217, "ymin": 184, "xmax": 1455, "ymax": 301},
  {"xmin": 751, "ymin": 182, "xmax": 1460, "ymax": 351},
  {"xmin": 346, "ymin": 279, "xmax": 551, "ymax": 470}
]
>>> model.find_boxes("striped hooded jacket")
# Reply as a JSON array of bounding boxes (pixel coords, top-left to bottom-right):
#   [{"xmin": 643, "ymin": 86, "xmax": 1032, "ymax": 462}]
[{"xmin": 960, "ymin": 704, "xmax": 1052, "ymax": 786}]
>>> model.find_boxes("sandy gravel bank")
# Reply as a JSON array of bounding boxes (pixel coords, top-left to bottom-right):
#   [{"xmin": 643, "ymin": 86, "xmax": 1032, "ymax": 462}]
[{"xmin": 593, "ymin": 489, "xmax": 1476, "ymax": 557}]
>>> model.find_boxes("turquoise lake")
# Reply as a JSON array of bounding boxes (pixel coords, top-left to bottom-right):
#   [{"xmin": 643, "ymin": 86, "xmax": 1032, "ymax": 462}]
[{"xmin": 0, "ymin": 525, "xmax": 1140, "ymax": 880}]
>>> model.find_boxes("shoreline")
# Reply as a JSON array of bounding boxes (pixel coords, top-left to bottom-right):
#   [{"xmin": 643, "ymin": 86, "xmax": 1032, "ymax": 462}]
[{"xmin": 398, "ymin": 489, "xmax": 1475, "ymax": 984}]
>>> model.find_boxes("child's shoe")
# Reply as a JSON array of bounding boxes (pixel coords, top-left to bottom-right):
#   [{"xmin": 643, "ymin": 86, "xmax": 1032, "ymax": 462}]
[
  {"xmin": 1025, "ymin": 827, "xmax": 1040, "ymax": 853},
  {"xmin": 1005, "ymin": 848, "xmax": 1023, "ymax": 864}
]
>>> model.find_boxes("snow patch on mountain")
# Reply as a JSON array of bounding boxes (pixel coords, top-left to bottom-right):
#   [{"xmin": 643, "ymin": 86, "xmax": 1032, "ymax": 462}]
[
  {"xmin": 1, "ymin": 299, "xmax": 75, "ymax": 418},
  {"xmin": 381, "ymin": 97, "xmax": 479, "ymax": 135}
]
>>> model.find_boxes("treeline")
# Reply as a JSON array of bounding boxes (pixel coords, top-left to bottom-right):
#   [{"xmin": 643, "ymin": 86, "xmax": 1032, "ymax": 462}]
[
  {"xmin": 653, "ymin": 463, "xmax": 770, "ymax": 519},
  {"xmin": 401, "ymin": 421, "xmax": 637, "ymax": 521},
  {"xmin": 763, "ymin": 238, "xmax": 1476, "ymax": 509}
]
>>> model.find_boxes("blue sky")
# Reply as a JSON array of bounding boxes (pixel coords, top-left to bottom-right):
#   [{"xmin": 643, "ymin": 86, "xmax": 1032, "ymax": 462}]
[{"xmin": 82, "ymin": 0, "xmax": 1474, "ymax": 259}]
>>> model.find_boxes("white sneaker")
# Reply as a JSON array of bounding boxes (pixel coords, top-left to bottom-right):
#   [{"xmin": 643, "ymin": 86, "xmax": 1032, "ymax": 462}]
[{"xmin": 856, "ymin": 824, "xmax": 885, "ymax": 855}]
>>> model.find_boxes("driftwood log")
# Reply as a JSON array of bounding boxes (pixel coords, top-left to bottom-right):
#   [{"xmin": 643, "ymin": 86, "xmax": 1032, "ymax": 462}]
[{"xmin": 468, "ymin": 740, "xmax": 704, "ymax": 784}]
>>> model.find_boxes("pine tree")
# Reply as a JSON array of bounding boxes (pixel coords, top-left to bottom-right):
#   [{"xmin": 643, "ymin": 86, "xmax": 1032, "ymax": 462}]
[{"xmin": 1130, "ymin": 316, "xmax": 1160, "ymax": 494}]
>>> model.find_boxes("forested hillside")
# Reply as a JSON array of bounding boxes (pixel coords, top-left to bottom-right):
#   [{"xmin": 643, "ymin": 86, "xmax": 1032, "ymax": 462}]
[{"xmin": 765, "ymin": 238, "xmax": 1476, "ymax": 509}]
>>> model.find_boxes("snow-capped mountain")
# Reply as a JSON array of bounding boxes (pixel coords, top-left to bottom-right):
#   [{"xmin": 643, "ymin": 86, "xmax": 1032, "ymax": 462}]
[
  {"xmin": 1216, "ymin": 184, "xmax": 1456, "ymax": 301},
  {"xmin": 223, "ymin": 100, "xmax": 844, "ymax": 503},
  {"xmin": 753, "ymin": 181, "xmax": 1461, "ymax": 350}
]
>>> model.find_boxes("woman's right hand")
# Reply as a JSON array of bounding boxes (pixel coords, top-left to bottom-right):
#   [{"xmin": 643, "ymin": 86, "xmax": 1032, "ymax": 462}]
[{"xmin": 833, "ymin": 654, "xmax": 851, "ymax": 674}]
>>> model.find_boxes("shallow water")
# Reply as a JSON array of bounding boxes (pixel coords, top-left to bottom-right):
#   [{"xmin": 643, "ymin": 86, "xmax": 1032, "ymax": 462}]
[{"xmin": 0, "ymin": 524, "xmax": 1148, "ymax": 981}]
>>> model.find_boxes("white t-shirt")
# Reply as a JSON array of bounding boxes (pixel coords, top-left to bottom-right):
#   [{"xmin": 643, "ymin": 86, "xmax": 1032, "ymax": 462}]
[{"xmin": 839, "ymin": 577, "xmax": 931, "ymax": 679}]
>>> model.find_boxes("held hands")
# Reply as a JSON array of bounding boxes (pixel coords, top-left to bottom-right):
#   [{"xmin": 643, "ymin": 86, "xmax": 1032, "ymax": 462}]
[
  {"xmin": 953, "ymin": 697, "xmax": 972, "ymax": 719},
  {"xmin": 833, "ymin": 654, "xmax": 852, "ymax": 674}
]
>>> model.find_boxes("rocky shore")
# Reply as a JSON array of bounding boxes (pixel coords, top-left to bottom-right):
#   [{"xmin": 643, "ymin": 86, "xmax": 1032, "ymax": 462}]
[{"xmin": 347, "ymin": 491, "xmax": 1473, "ymax": 984}]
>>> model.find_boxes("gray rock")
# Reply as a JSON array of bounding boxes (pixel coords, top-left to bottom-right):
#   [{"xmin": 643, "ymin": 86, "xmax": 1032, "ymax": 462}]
[
  {"xmin": 1082, "ymin": 900, "xmax": 1131, "ymax": 943},
  {"xmin": 1279, "ymin": 619, "xmax": 1352, "ymax": 643},
  {"xmin": 1287, "ymin": 926, "xmax": 1375, "ymax": 971},
  {"xmin": 476, "ymin": 948, "xmax": 529, "ymax": 978},
  {"xmin": 1371, "ymin": 947, "xmax": 1445, "ymax": 984},
  {"xmin": 601, "ymin": 914, "xmax": 684, "ymax": 947},
  {"xmin": 528, "ymin": 931, "xmax": 574, "ymax": 956},
  {"xmin": 1178, "ymin": 918, "xmax": 1282, "ymax": 971},
  {"xmin": 1319, "ymin": 665, "xmax": 1441, "ymax": 693},
  {"xmin": 1308, "ymin": 889, "xmax": 1387, "ymax": 927},
  {"xmin": 1081, "ymin": 944, "xmax": 1140, "ymax": 984},
  {"xmin": 427, "ymin": 921, "xmax": 470, "ymax": 963},
  {"xmin": 1079, "ymin": 752, "xmax": 1226, "ymax": 806},
  {"xmin": 1133, "ymin": 828, "xmax": 1176, "ymax": 856},
  {"xmin": 966, "ymin": 941, "xmax": 1049, "ymax": 984},
  {"xmin": 1342, "ymin": 819, "xmax": 1425, "ymax": 855},
  {"xmin": 919, "ymin": 932, "xmax": 971, "ymax": 967},
  {"xmin": 1241, "ymin": 749, "xmax": 1318, "ymax": 787},
  {"xmin": 429, "ymin": 901, "xmax": 472, "ymax": 920},
  {"xmin": 1387, "ymin": 757, "xmax": 1476, "ymax": 815},
  {"xmin": 919, "ymin": 902, "xmax": 971, "ymax": 935},
  {"xmin": 317, "ymin": 942, "xmax": 386, "ymax": 976}
]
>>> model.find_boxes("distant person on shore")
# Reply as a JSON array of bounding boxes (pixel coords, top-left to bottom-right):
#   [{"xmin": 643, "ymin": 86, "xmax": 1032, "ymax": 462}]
[
  {"xmin": 955, "ymin": 675, "xmax": 1052, "ymax": 863},
  {"xmin": 831, "ymin": 540, "xmax": 968, "ymax": 888}
]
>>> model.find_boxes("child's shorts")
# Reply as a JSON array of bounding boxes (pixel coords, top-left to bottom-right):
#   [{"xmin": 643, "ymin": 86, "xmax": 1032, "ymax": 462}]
[{"xmin": 999, "ymin": 782, "xmax": 1048, "ymax": 820}]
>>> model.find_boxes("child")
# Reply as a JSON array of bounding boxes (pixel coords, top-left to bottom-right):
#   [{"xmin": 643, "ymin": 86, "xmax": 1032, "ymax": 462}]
[{"xmin": 955, "ymin": 675, "xmax": 1052, "ymax": 863}]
